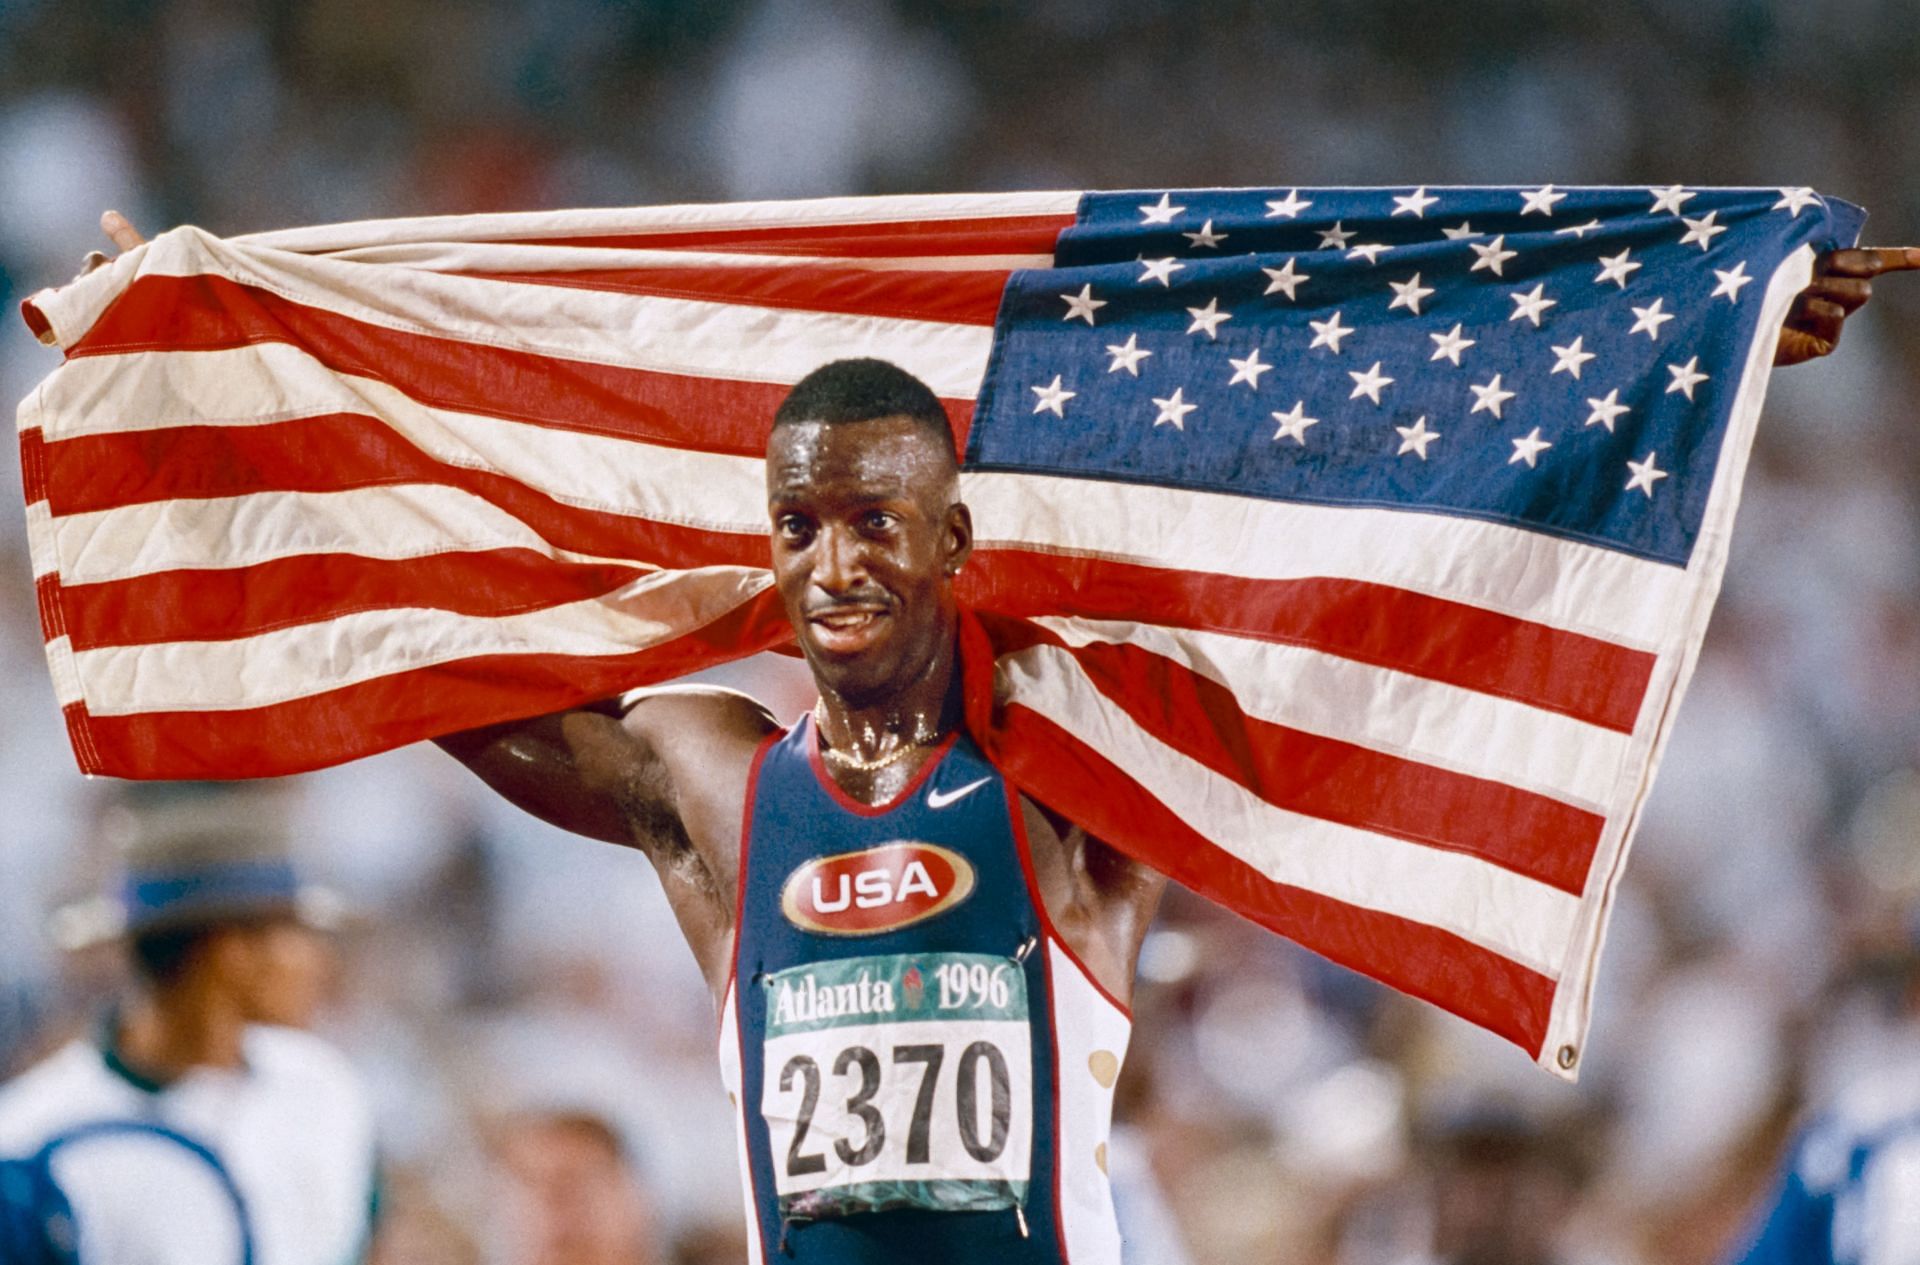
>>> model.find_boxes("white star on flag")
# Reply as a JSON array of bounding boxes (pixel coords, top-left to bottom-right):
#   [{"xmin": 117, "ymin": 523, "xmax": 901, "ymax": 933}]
[
  {"xmin": 1429, "ymin": 324, "xmax": 1476, "ymax": 365},
  {"xmin": 1105, "ymin": 334, "xmax": 1152, "ymax": 376},
  {"xmin": 1317, "ymin": 221, "xmax": 1356, "ymax": 250},
  {"xmin": 1712, "ymin": 262, "xmax": 1753, "ymax": 302},
  {"xmin": 1185, "ymin": 298, "xmax": 1232, "ymax": 339},
  {"xmin": 1551, "ymin": 336, "xmax": 1596, "ymax": 378},
  {"xmin": 1585, "ymin": 389, "xmax": 1630, "ymax": 431},
  {"xmin": 1555, "ymin": 219, "xmax": 1602, "ymax": 238},
  {"xmin": 1347, "ymin": 242, "xmax": 1391, "ymax": 264},
  {"xmin": 1061, "ymin": 284, "xmax": 1106, "ymax": 325},
  {"xmin": 1227, "ymin": 348, "xmax": 1272, "ymax": 388},
  {"xmin": 1520, "ymin": 184, "xmax": 1568, "ymax": 216},
  {"xmin": 1626, "ymin": 451, "xmax": 1669, "ymax": 496},
  {"xmin": 1152, "ymin": 387, "xmax": 1197, "ymax": 429},
  {"xmin": 1442, "ymin": 221, "xmax": 1480, "ymax": 240},
  {"xmin": 1031, "ymin": 375, "xmax": 1076, "ymax": 416},
  {"xmin": 1680, "ymin": 211, "xmax": 1727, "ymax": 251},
  {"xmin": 1270, "ymin": 401, "xmax": 1319, "ymax": 444},
  {"xmin": 1469, "ymin": 373, "xmax": 1516, "ymax": 418},
  {"xmin": 1183, "ymin": 219, "xmax": 1228, "ymax": 249},
  {"xmin": 1395, "ymin": 416, "xmax": 1440, "ymax": 459},
  {"xmin": 1774, "ymin": 187, "xmax": 1820, "ymax": 217},
  {"xmin": 1261, "ymin": 258, "xmax": 1308, "ymax": 299},
  {"xmin": 1393, "ymin": 187, "xmax": 1439, "ymax": 217},
  {"xmin": 1264, "ymin": 189, "xmax": 1311, "ymax": 218},
  {"xmin": 1509, "ymin": 283, "xmax": 1557, "ymax": 326},
  {"xmin": 1388, "ymin": 273, "xmax": 1435, "ymax": 315},
  {"xmin": 1309, "ymin": 311, "xmax": 1354, "ymax": 353},
  {"xmin": 1138, "ymin": 257, "xmax": 1184, "ymax": 286},
  {"xmin": 1595, "ymin": 248, "xmax": 1641, "ymax": 288},
  {"xmin": 1629, "ymin": 298, "xmax": 1674, "ymax": 340},
  {"xmin": 1470, "ymin": 234, "xmax": 1517, "ymax": 276},
  {"xmin": 1139, "ymin": 193, "xmax": 1184, "ymax": 224},
  {"xmin": 1666, "ymin": 356, "xmax": 1709, "ymax": 400},
  {"xmin": 1509, "ymin": 428, "xmax": 1553, "ymax": 467},
  {"xmin": 1348, "ymin": 362, "xmax": 1394, "ymax": 404},
  {"xmin": 1649, "ymin": 185, "xmax": 1696, "ymax": 216}
]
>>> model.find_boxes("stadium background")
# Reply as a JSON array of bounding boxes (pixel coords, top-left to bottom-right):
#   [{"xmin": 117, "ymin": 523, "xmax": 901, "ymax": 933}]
[{"xmin": 2, "ymin": 2, "xmax": 1918, "ymax": 1261}]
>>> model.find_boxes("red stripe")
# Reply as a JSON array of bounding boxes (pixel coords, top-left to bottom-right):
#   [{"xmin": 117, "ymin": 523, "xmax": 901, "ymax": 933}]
[
  {"xmin": 70, "ymin": 274, "xmax": 978, "ymax": 455},
  {"xmin": 456, "ymin": 262, "xmax": 1011, "ymax": 326},
  {"xmin": 48, "ymin": 551, "xmax": 657, "ymax": 651},
  {"xmin": 62, "ymin": 588, "xmax": 795, "ymax": 780},
  {"xmin": 962, "ymin": 548, "xmax": 1651, "ymax": 734},
  {"xmin": 19, "ymin": 426, "xmax": 47, "ymax": 505},
  {"xmin": 984, "ymin": 704, "xmax": 1556, "ymax": 1057},
  {"xmin": 1031, "ymin": 628, "xmax": 1601, "ymax": 894},
  {"xmin": 486, "ymin": 213, "xmax": 1073, "ymax": 257}
]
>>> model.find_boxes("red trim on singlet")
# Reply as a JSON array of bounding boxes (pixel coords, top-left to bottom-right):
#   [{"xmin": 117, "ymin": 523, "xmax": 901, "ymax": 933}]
[
  {"xmin": 1004, "ymin": 793, "xmax": 1134, "ymax": 1020},
  {"xmin": 721, "ymin": 726, "xmax": 785, "ymax": 1033},
  {"xmin": 802, "ymin": 713, "xmax": 960, "ymax": 818},
  {"xmin": 727, "ymin": 726, "xmax": 783, "ymax": 1265},
  {"xmin": 1039, "ymin": 942, "xmax": 1071, "ymax": 1263}
]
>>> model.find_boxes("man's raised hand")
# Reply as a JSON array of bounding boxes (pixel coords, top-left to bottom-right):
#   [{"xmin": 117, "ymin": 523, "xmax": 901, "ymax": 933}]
[
  {"xmin": 1777, "ymin": 247, "xmax": 1920, "ymax": 366},
  {"xmin": 78, "ymin": 210, "xmax": 147, "ymax": 276}
]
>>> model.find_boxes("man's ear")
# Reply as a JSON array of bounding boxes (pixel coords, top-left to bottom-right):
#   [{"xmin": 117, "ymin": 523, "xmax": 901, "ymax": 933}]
[{"xmin": 944, "ymin": 502, "xmax": 974, "ymax": 576}]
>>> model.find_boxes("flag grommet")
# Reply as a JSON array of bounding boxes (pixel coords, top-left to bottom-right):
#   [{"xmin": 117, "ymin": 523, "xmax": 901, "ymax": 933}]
[{"xmin": 1556, "ymin": 1044, "xmax": 1578, "ymax": 1071}]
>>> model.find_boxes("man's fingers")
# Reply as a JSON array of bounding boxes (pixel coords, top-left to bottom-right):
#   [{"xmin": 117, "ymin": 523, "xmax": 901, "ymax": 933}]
[
  {"xmin": 100, "ymin": 210, "xmax": 146, "ymax": 252},
  {"xmin": 1801, "ymin": 275, "xmax": 1873, "ymax": 312},
  {"xmin": 1820, "ymin": 247, "xmax": 1920, "ymax": 278},
  {"xmin": 1794, "ymin": 297, "xmax": 1847, "ymax": 343}
]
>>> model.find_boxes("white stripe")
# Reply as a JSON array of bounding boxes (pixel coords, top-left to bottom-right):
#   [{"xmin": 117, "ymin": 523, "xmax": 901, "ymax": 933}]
[
  {"xmin": 72, "ymin": 567, "xmax": 772, "ymax": 715},
  {"xmin": 233, "ymin": 191, "xmax": 1083, "ymax": 253},
  {"xmin": 36, "ymin": 344, "xmax": 771, "ymax": 531},
  {"xmin": 1031, "ymin": 616, "xmax": 1626, "ymax": 810},
  {"xmin": 24, "ymin": 499, "xmax": 57, "ymax": 580},
  {"xmin": 48, "ymin": 227, "xmax": 995, "ymax": 400},
  {"xmin": 999, "ymin": 644, "xmax": 1577, "ymax": 975},
  {"xmin": 45, "ymin": 635, "xmax": 82, "ymax": 709},
  {"xmin": 964, "ymin": 470, "xmax": 1682, "ymax": 648},
  {"xmin": 306, "ymin": 241, "xmax": 1054, "ymax": 273},
  {"xmin": 52, "ymin": 483, "xmax": 704, "ymax": 584}
]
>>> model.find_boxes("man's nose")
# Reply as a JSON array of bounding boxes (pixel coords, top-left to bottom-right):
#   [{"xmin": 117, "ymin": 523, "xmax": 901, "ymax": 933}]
[{"xmin": 812, "ymin": 525, "xmax": 868, "ymax": 594}]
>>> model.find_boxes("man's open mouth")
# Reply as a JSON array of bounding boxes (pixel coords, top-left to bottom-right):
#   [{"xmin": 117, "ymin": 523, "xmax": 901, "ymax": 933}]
[{"xmin": 807, "ymin": 607, "xmax": 890, "ymax": 655}]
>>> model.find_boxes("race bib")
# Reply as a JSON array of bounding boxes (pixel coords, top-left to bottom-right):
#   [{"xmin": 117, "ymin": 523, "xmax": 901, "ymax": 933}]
[{"xmin": 760, "ymin": 952, "xmax": 1032, "ymax": 1219}]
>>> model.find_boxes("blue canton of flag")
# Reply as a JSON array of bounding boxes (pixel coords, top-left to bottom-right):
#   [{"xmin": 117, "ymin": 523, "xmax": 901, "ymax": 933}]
[{"xmin": 968, "ymin": 186, "xmax": 1864, "ymax": 567}]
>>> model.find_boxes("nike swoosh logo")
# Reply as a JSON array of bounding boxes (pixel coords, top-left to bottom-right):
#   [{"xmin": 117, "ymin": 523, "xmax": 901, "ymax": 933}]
[{"xmin": 927, "ymin": 777, "xmax": 993, "ymax": 809}]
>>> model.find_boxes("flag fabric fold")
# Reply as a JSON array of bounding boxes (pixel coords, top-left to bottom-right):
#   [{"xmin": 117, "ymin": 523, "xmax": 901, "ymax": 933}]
[{"xmin": 15, "ymin": 186, "xmax": 1865, "ymax": 1076}]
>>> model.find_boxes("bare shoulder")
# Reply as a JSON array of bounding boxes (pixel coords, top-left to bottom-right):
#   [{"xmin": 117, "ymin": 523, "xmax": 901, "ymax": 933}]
[{"xmin": 619, "ymin": 683, "xmax": 784, "ymax": 850}]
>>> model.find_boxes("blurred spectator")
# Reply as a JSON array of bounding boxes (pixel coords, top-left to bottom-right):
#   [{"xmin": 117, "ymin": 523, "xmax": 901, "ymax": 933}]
[
  {"xmin": 0, "ymin": 785, "xmax": 377, "ymax": 1264},
  {"xmin": 487, "ymin": 1111, "xmax": 665, "ymax": 1265}
]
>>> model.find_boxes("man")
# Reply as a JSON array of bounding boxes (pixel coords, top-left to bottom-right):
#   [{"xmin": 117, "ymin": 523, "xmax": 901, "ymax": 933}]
[
  {"xmin": 490, "ymin": 1110, "xmax": 666, "ymax": 1265},
  {"xmin": 0, "ymin": 787, "xmax": 378, "ymax": 1265},
  {"xmin": 84, "ymin": 210, "xmax": 1917, "ymax": 1263}
]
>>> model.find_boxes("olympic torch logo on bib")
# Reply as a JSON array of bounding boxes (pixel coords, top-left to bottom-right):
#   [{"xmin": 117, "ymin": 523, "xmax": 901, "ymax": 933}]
[{"xmin": 780, "ymin": 842, "xmax": 977, "ymax": 936}]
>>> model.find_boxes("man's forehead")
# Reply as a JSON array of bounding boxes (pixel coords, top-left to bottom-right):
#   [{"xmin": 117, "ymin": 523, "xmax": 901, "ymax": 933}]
[{"xmin": 765, "ymin": 416, "xmax": 950, "ymax": 496}]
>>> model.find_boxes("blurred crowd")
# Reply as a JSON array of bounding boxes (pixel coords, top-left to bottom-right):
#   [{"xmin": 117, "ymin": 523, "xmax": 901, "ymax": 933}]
[{"xmin": 3, "ymin": 2, "xmax": 1919, "ymax": 1262}]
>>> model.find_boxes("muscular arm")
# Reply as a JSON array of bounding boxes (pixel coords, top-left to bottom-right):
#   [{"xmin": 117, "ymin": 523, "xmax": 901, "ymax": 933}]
[{"xmin": 433, "ymin": 686, "xmax": 779, "ymax": 854}]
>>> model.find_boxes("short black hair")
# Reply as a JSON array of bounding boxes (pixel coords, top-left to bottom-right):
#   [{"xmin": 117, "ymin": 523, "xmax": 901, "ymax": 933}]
[{"xmin": 772, "ymin": 358, "xmax": 956, "ymax": 463}]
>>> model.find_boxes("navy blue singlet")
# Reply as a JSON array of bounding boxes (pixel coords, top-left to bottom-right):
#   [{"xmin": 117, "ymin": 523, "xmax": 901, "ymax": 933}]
[{"xmin": 719, "ymin": 717, "xmax": 1131, "ymax": 1265}]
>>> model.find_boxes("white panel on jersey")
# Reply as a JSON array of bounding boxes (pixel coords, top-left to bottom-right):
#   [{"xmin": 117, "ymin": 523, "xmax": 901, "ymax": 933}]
[{"xmin": 1047, "ymin": 939, "xmax": 1132, "ymax": 1264}]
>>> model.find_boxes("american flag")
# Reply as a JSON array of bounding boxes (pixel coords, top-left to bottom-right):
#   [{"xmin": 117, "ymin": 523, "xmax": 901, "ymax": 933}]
[{"xmin": 16, "ymin": 185, "xmax": 1862, "ymax": 1076}]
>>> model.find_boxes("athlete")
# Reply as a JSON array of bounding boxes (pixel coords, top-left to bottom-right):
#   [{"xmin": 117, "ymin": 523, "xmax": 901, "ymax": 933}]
[{"xmin": 81, "ymin": 211, "xmax": 1919, "ymax": 1263}]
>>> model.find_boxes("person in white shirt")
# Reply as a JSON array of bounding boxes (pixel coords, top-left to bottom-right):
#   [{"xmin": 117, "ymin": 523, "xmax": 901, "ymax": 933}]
[{"xmin": 0, "ymin": 787, "xmax": 378, "ymax": 1265}]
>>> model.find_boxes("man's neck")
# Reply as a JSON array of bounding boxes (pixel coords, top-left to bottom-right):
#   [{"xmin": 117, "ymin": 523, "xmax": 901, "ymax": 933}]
[
  {"xmin": 812, "ymin": 632, "xmax": 963, "ymax": 763},
  {"xmin": 110, "ymin": 985, "xmax": 249, "ymax": 1086}
]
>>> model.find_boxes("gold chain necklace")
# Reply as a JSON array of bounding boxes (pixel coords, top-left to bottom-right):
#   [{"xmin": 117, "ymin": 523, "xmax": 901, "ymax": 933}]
[{"xmin": 813, "ymin": 702, "xmax": 940, "ymax": 773}]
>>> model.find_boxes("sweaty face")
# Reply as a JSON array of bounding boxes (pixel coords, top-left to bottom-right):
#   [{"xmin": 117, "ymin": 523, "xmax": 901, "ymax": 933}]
[{"xmin": 766, "ymin": 416, "xmax": 969, "ymax": 706}]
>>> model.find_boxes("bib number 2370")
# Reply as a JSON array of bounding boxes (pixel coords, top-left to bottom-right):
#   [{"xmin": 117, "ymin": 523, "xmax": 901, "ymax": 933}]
[{"xmin": 760, "ymin": 952, "xmax": 1032, "ymax": 1217}]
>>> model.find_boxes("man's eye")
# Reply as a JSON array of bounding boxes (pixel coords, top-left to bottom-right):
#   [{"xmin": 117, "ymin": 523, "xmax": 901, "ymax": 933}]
[
  {"xmin": 777, "ymin": 517, "xmax": 811, "ymax": 541},
  {"xmin": 863, "ymin": 512, "xmax": 896, "ymax": 532}
]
